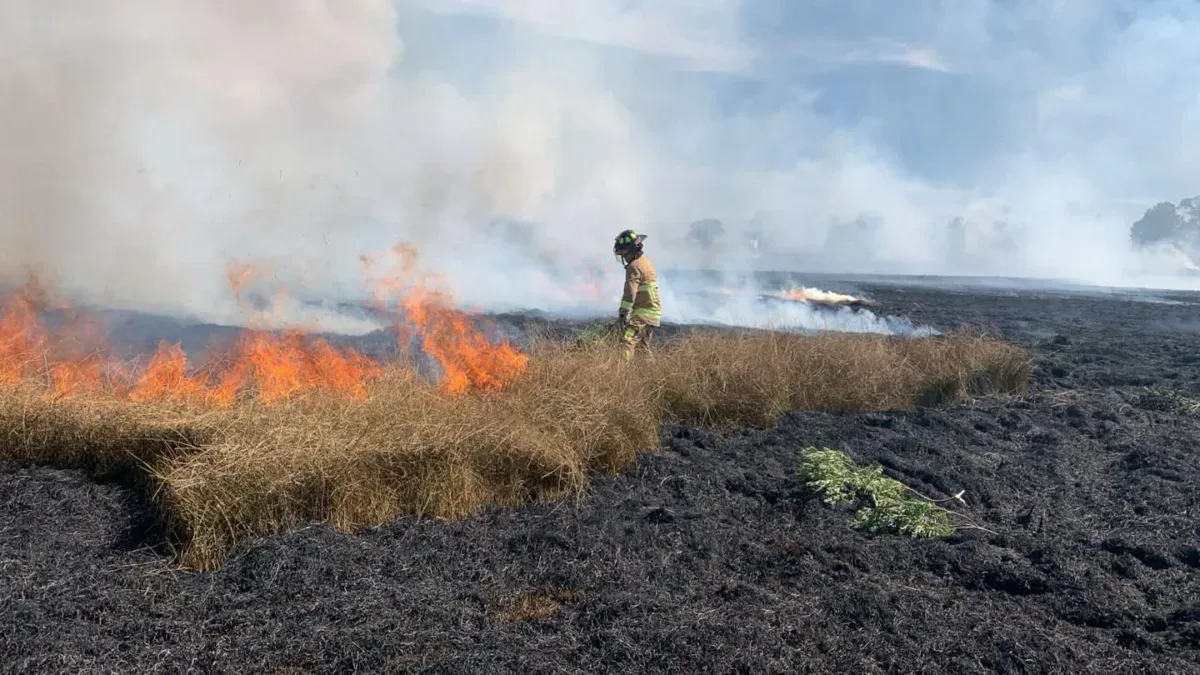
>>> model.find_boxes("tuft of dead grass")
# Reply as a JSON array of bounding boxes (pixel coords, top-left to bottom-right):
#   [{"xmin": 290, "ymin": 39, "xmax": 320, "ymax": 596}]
[
  {"xmin": 493, "ymin": 589, "xmax": 586, "ymax": 624},
  {"xmin": 0, "ymin": 387, "xmax": 218, "ymax": 479},
  {"xmin": 0, "ymin": 328, "xmax": 1032, "ymax": 570},
  {"xmin": 652, "ymin": 328, "xmax": 1032, "ymax": 428}
]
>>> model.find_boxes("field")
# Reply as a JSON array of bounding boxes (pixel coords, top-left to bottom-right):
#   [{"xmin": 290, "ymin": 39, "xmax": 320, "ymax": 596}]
[{"xmin": 3, "ymin": 279, "xmax": 1200, "ymax": 674}]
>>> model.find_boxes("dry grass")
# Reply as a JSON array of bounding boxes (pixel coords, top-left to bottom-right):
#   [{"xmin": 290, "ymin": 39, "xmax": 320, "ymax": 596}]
[
  {"xmin": 494, "ymin": 589, "xmax": 587, "ymax": 624},
  {"xmin": 0, "ymin": 328, "xmax": 1032, "ymax": 570},
  {"xmin": 653, "ymin": 328, "xmax": 1031, "ymax": 428}
]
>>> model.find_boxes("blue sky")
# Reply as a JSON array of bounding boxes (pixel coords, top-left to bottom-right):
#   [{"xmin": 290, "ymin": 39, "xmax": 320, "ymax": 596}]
[{"xmin": 403, "ymin": 0, "xmax": 1200, "ymax": 196}]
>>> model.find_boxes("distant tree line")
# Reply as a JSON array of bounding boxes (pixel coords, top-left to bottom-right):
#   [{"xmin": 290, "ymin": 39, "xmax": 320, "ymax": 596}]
[
  {"xmin": 487, "ymin": 196, "xmax": 1200, "ymax": 263},
  {"xmin": 1130, "ymin": 197, "xmax": 1200, "ymax": 251}
]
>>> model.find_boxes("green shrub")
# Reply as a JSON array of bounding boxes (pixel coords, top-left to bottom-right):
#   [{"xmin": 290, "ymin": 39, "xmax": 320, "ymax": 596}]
[{"xmin": 798, "ymin": 448, "xmax": 989, "ymax": 539}]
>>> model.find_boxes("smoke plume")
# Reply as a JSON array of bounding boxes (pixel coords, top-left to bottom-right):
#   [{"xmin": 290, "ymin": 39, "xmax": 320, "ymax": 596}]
[{"xmin": 3, "ymin": 0, "xmax": 1198, "ymax": 336}]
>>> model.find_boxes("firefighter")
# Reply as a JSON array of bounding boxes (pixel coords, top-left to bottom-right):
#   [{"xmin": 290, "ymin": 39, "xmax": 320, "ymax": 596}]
[{"xmin": 613, "ymin": 229, "xmax": 662, "ymax": 359}]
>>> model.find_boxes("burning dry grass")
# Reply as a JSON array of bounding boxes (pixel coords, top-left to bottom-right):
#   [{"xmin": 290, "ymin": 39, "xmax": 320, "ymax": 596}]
[
  {"xmin": 0, "ymin": 249, "xmax": 1032, "ymax": 568},
  {"xmin": 0, "ymin": 327, "xmax": 1032, "ymax": 570}
]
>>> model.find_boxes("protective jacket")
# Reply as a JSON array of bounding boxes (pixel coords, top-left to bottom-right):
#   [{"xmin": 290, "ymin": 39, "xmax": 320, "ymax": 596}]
[{"xmin": 620, "ymin": 254, "xmax": 662, "ymax": 327}]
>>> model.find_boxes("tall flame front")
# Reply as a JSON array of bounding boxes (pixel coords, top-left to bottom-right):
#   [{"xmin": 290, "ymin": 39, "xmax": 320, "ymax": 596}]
[
  {"xmin": 0, "ymin": 243, "xmax": 528, "ymax": 405},
  {"xmin": 362, "ymin": 244, "xmax": 527, "ymax": 395}
]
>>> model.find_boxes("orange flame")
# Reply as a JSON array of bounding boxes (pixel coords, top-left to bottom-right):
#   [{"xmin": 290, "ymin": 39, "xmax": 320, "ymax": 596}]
[
  {"xmin": 210, "ymin": 330, "xmax": 383, "ymax": 405},
  {"xmin": 125, "ymin": 332, "xmax": 383, "ymax": 407},
  {"xmin": 0, "ymin": 242, "xmax": 527, "ymax": 406},
  {"xmin": 0, "ymin": 280, "xmax": 47, "ymax": 386},
  {"xmin": 781, "ymin": 287, "xmax": 863, "ymax": 305},
  {"xmin": 363, "ymin": 244, "xmax": 527, "ymax": 395},
  {"xmin": 49, "ymin": 354, "xmax": 108, "ymax": 397},
  {"xmin": 400, "ymin": 286, "xmax": 527, "ymax": 395},
  {"xmin": 128, "ymin": 342, "xmax": 213, "ymax": 405},
  {"xmin": 0, "ymin": 276, "xmax": 112, "ymax": 396}
]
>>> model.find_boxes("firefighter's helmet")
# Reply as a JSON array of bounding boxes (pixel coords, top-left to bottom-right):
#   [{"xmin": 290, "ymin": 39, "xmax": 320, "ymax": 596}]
[{"xmin": 613, "ymin": 229, "xmax": 646, "ymax": 263}]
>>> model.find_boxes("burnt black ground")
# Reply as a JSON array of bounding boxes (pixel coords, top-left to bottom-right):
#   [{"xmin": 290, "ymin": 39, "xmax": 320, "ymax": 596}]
[{"xmin": 3, "ymin": 283, "xmax": 1200, "ymax": 674}]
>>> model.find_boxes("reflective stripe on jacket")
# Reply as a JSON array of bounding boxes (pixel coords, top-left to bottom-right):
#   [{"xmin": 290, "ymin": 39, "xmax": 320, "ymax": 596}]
[{"xmin": 620, "ymin": 254, "xmax": 662, "ymax": 326}]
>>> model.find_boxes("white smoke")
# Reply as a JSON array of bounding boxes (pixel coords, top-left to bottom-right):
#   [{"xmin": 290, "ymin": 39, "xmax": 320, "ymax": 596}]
[
  {"xmin": 2, "ymin": 0, "xmax": 1199, "ymax": 337},
  {"xmin": 666, "ymin": 290, "xmax": 937, "ymax": 336}
]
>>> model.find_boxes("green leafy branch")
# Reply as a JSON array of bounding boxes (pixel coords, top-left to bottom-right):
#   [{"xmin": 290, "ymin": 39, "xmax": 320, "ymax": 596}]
[{"xmin": 798, "ymin": 448, "xmax": 995, "ymax": 539}]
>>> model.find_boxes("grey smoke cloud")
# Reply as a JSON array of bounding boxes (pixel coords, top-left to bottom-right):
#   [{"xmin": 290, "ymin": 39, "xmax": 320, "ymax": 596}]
[{"xmin": 2, "ymin": 0, "xmax": 1198, "ymax": 337}]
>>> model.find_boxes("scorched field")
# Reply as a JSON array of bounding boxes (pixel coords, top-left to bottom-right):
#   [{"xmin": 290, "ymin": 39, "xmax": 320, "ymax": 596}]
[{"xmin": 2, "ymin": 276, "xmax": 1199, "ymax": 674}]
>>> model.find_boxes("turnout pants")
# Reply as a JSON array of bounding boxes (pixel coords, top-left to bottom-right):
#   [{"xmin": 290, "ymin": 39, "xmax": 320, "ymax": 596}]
[{"xmin": 620, "ymin": 319, "xmax": 656, "ymax": 360}]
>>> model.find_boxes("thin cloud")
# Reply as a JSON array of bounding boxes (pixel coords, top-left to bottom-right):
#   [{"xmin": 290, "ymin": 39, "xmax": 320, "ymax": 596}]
[
  {"xmin": 407, "ymin": 0, "xmax": 754, "ymax": 73},
  {"xmin": 410, "ymin": 1, "xmax": 952, "ymax": 74},
  {"xmin": 778, "ymin": 39, "xmax": 952, "ymax": 72}
]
